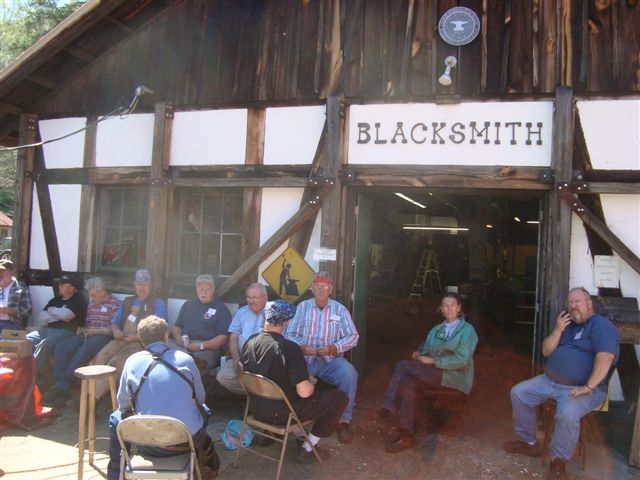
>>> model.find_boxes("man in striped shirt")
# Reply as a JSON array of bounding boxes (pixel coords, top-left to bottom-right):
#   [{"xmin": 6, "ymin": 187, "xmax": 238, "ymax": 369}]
[{"xmin": 285, "ymin": 271, "xmax": 359, "ymax": 443}]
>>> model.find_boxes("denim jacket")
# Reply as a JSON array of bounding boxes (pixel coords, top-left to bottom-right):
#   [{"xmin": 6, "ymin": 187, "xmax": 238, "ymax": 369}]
[{"xmin": 418, "ymin": 318, "xmax": 478, "ymax": 394}]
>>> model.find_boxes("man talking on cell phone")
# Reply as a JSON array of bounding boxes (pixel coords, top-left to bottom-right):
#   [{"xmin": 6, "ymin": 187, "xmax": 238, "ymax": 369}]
[{"xmin": 503, "ymin": 287, "xmax": 620, "ymax": 480}]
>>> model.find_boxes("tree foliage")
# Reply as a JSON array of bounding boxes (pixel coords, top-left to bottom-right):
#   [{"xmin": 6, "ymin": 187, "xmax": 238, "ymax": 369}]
[
  {"xmin": 0, "ymin": 1, "xmax": 86, "ymax": 218},
  {"xmin": 0, "ymin": 0, "xmax": 87, "ymax": 70}
]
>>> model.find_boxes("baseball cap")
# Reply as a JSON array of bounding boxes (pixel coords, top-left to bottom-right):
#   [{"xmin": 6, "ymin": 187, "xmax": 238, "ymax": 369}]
[
  {"xmin": 133, "ymin": 268, "xmax": 152, "ymax": 285},
  {"xmin": 0, "ymin": 258, "xmax": 14, "ymax": 270},
  {"xmin": 57, "ymin": 274, "xmax": 80, "ymax": 290}
]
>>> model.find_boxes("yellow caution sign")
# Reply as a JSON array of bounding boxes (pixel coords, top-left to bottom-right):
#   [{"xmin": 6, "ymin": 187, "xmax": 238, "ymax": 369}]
[{"xmin": 262, "ymin": 247, "xmax": 315, "ymax": 303}]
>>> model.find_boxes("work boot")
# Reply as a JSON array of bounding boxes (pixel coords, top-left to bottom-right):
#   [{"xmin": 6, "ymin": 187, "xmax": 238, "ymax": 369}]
[
  {"xmin": 336, "ymin": 422, "xmax": 353, "ymax": 443},
  {"xmin": 503, "ymin": 439, "xmax": 541, "ymax": 457},
  {"xmin": 385, "ymin": 429, "xmax": 415, "ymax": 454},
  {"xmin": 548, "ymin": 458, "xmax": 568, "ymax": 480}
]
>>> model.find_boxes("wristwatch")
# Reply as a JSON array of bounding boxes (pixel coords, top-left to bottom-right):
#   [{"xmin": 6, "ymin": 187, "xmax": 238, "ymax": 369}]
[{"xmin": 200, "ymin": 342, "xmax": 204, "ymax": 351}]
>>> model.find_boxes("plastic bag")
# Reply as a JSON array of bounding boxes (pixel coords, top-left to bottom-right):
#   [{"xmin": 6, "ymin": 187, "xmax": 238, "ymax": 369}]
[{"xmin": 221, "ymin": 419, "xmax": 253, "ymax": 450}]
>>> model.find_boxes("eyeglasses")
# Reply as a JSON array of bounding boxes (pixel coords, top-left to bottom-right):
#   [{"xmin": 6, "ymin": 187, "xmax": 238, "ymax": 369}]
[
  {"xmin": 246, "ymin": 295, "xmax": 266, "ymax": 301},
  {"xmin": 311, "ymin": 284, "xmax": 330, "ymax": 290}
]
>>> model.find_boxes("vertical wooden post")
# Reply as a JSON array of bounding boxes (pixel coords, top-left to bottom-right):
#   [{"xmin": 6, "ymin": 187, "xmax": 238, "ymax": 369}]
[
  {"xmin": 545, "ymin": 87, "xmax": 574, "ymax": 328},
  {"xmin": 242, "ymin": 108, "xmax": 265, "ymax": 284},
  {"xmin": 34, "ymin": 142, "xmax": 62, "ymax": 278},
  {"xmin": 319, "ymin": 96, "xmax": 343, "ymax": 294},
  {"xmin": 12, "ymin": 114, "xmax": 37, "ymax": 279},
  {"xmin": 77, "ymin": 116, "xmax": 98, "ymax": 273},
  {"xmin": 146, "ymin": 102, "xmax": 173, "ymax": 290}
]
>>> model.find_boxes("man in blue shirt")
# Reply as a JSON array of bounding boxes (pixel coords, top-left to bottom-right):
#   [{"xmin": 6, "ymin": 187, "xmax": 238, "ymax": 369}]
[
  {"xmin": 171, "ymin": 274, "xmax": 231, "ymax": 375},
  {"xmin": 504, "ymin": 287, "xmax": 620, "ymax": 480},
  {"xmin": 216, "ymin": 282, "xmax": 267, "ymax": 395},
  {"xmin": 107, "ymin": 315, "xmax": 219, "ymax": 480}
]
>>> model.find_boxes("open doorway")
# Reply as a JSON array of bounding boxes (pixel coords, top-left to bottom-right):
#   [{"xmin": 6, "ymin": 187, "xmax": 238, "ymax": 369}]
[{"xmin": 352, "ymin": 189, "xmax": 543, "ymax": 375}]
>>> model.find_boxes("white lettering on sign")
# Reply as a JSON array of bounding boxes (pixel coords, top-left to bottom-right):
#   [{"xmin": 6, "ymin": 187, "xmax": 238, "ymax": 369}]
[
  {"xmin": 593, "ymin": 255, "xmax": 619, "ymax": 289},
  {"xmin": 348, "ymin": 102, "xmax": 553, "ymax": 166},
  {"xmin": 313, "ymin": 248, "xmax": 337, "ymax": 262}
]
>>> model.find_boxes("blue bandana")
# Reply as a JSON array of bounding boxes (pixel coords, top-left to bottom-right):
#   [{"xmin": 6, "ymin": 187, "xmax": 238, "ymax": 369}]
[{"xmin": 264, "ymin": 300, "xmax": 297, "ymax": 326}]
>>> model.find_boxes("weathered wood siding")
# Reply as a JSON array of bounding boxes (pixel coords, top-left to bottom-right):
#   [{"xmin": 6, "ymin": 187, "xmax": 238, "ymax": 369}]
[{"xmin": 37, "ymin": 0, "xmax": 640, "ymax": 116}]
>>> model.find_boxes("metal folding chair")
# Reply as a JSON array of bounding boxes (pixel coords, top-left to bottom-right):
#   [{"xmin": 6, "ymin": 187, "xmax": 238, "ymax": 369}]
[
  {"xmin": 116, "ymin": 414, "xmax": 202, "ymax": 480},
  {"xmin": 234, "ymin": 371, "xmax": 322, "ymax": 480}
]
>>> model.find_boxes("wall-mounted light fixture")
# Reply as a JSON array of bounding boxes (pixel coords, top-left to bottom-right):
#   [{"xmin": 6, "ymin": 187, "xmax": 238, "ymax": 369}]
[
  {"xmin": 438, "ymin": 56, "xmax": 457, "ymax": 86},
  {"xmin": 394, "ymin": 192, "xmax": 426, "ymax": 209}
]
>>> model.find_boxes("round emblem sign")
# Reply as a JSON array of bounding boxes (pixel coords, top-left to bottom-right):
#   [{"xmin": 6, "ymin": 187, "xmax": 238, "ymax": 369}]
[{"xmin": 438, "ymin": 7, "xmax": 481, "ymax": 46}]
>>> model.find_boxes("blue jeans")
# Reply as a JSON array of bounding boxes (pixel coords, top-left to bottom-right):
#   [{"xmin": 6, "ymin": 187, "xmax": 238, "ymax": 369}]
[
  {"xmin": 307, "ymin": 356, "xmax": 358, "ymax": 423},
  {"xmin": 0, "ymin": 320, "xmax": 20, "ymax": 331},
  {"xmin": 510, "ymin": 374, "xmax": 606, "ymax": 461},
  {"xmin": 54, "ymin": 334, "xmax": 111, "ymax": 391},
  {"xmin": 26, "ymin": 327, "xmax": 76, "ymax": 378},
  {"xmin": 381, "ymin": 360, "xmax": 442, "ymax": 432}
]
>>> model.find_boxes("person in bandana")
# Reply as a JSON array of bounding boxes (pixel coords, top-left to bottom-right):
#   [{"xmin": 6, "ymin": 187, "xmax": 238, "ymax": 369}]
[
  {"xmin": 373, "ymin": 292, "xmax": 478, "ymax": 453},
  {"xmin": 241, "ymin": 300, "xmax": 347, "ymax": 464}
]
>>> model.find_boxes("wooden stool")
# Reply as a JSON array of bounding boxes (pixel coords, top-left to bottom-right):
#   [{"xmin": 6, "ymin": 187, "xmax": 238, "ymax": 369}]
[
  {"xmin": 540, "ymin": 399, "xmax": 590, "ymax": 470},
  {"xmin": 74, "ymin": 365, "xmax": 118, "ymax": 480}
]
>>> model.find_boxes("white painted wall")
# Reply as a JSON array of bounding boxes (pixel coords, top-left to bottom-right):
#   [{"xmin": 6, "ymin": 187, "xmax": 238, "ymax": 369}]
[
  {"xmin": 577, "ymin": 100, "xmax": 640, "ymax": 170},
  {"xmin": 303, "ymin": 210, "xmax": 322, "ymax": 272},
  {"xmin": 170, "ymin": 109, "xmax": 247, "ymax": 166},
  {"xmin": 95, "ymin": 114, "xmax": 154, "ymax": 166},
  {"xmin": 263, "ymin": 106, "xmax": 325, "ymax": 165},
  {"xmin": 29, "ymin": 185, "xmax": 81, "ymax": 272},
  {"xmin": 28, "ymin": 285, "xmax": 54, "ymax": 327},
  {"xmin": 257, "ymin": 188, "xmax": 304, "ymax": 282},
  {"xmin": 39, "ymin": 118, "xmax": 86, "ymax": 168}
]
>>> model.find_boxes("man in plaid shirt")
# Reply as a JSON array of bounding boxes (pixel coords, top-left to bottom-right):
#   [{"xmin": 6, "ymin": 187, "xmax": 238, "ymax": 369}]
[
  {"xmin": 0, "ymin": 259, "xmax": 32, "ymax": 331},
  {"xmin": 285, "ymin": 271, "xmax": 359, "ymax": 444}
]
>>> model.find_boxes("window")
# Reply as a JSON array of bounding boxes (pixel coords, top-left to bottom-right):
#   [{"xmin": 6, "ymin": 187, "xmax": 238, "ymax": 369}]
[
  {"xmin": 177, "ymin": 190, "xmax": 243, "ymax": 277},
  {"xmin": 98, "ymin": 187, "xmax": 149, "ymax": 270}
]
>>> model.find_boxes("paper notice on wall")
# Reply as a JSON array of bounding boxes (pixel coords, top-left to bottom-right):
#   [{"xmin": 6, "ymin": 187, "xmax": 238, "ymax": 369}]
[
  {"xmin": 593, "ymin": 255, "xmax": 619, "ymax": 289},
  {"xmin": 313, "ymin": 248, "xmax": 337, "ymax": 262}
]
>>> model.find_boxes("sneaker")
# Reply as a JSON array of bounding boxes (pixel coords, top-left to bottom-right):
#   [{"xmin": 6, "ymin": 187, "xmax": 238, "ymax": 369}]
[
  {"xmin": 336, "ymin": 422, "xmax": 353, "ymax": 444},
  {"xmin": 42, "ymin": 386, "xmax": 71, "ymax": 408},
  {"xmin": 548, "ymin": 458, "xmax": 568, "ymax": 480},
  {"xmin": 503, "ymin": 439, "xmax": 541, "ymax": 457},
  {"xmin": 295, "ymin": 445, "xmax": 330, "ymax": 464}
]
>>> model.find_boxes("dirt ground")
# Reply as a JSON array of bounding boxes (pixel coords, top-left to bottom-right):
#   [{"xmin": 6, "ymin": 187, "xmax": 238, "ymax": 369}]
[{"xmin": 2, "ymin": 348, "xmax": 638, "ymax": 480}]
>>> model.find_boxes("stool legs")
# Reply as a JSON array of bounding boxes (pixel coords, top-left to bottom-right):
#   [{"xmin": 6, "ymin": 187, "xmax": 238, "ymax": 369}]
[
  {"xmin": 78, "ymin": 378, "xmax": 87, "ymax": 480},
  {"xmin": 77, "ymin": 373, "xmax": 117, "ymax": 480}
]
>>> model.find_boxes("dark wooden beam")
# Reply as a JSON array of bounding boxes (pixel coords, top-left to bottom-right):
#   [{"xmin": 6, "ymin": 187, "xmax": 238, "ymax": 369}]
[
  {"xmin": 561, "ymin": 193, "xmax": 640, "ymax": 275},
  {"xmin": 77, "ymin": 116, "xmax": 98, "ymax": 273},
  {"xmin": 242, "ymin": 108, "xmax": 265, "ymax": 282},
  {"xmin": 0, "ymin": 101, "xmax": 22, "ymax": 116},
  {"xmin": 37, "ymin": 166, "xmax": 150, "ymax": 184},
  {"xmin": 344, "ymin": 165, "xmax": 552, "ymax": 190},
  {"xmin": 33, "ymin": 141, "xmax": 62, "ymax": 277},
  {"xmin": 546, "ymin": 87, "xmax": 574, "ymax": 328},
  {"xmin": 217, "ymin": 199, "xmax": 324, "ymax": 298},
  {"xmin": 64, "ymin": 46, "xmax": 94, "ymax": 63},
  {"xmin": 12, "ymin": 114, "xmax": 37, "ymax": 278},
  {"xmin": 170, "ymin": 177, "xmax": 311, "ymax": 188},
  {"xmin": 289, "ymin": 118, "xmax": 328, "ymax": 255},
  {"xmin": 569, "ymin": 182, "xmax": 640, "ymax": 195},
  {"xmin": 146, "ymin": 102, "xmax": 173, "ymax": 288},
  {"xmin": 106, "ymin": 15, "xmax": 133, "ymax": 33},
  {"xmin": 25, "ymin": 74, "xmax": 58, "ymax": 90},
  {"xmin": 319, "ymin": 96, "xmax": 343, "ymax": 286}
]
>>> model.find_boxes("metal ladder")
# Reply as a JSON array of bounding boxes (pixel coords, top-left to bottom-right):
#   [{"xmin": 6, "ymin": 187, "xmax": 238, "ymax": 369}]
[{"xmin": 409, "ymin": 248, "xmax": 441, "ymax": 299}]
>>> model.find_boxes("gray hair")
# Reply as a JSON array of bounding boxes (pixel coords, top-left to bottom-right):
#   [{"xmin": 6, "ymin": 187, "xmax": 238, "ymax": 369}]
[
  {"xmin": 196, "ymin": 274, "xmax": 215, "ymax": 286},
  {"xmin": 84, "ymin": 277, "xmax": 107, "ymax": 292},
  {"xmin": 138, "ymin": 315, "xmax": 168, "ymax": 346},
  {"xmin": 246, "ymin": 282, "xmax": 267, "ymax": 295}
]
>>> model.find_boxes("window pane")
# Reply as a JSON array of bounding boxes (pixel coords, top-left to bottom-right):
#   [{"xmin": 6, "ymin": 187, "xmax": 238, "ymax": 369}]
[
  {"xmin": 221, "ymin": 235, "xmax": 241, "ymax": 276},
  {"xmin": 179, "ymin": 233, "xmax": 201, "ymax": 274},
  {"xmin": 202, "ymin": 193, "xmax": 222, "ymax": 233},
  {"xmin": 223, "ymin": 192, "xmax": 243, "ymax": 233},
  {"xmin": 107, "ymin": 193, "xmax": 122, "ymax": 226},
  {"xmin": 122, "ymin": 192, "xmax": 144, "ymax": 227},
  {"xmin": 202, "ymin": 234, "xmax": 220, "ymax": 274},
  {"xmin": 183, "ymin": 194, "xmax": 202, "ymax": 232},
  {"xmin": 102, "ymin": 229, "xmax": 121, "ymax": 266}
]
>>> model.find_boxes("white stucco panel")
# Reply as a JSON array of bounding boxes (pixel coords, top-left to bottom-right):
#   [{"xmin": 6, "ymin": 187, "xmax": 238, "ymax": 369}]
[
  {"xmin": 577, "ymin": 100, "xmax": 640, "ymax": 170},
  {"xmin": 29, "ymin": 285, "xmax": 54, "ymax": 327},
  {"xmin": 569, "ymin": 212, "xmax": 595, "ymax": 294},
  {"xmin": 263, "ymin": 106, "xmax": 325, "ymax": 165},
  {"xmin": 170, "ymin": 109, "xmax": 247, "ymax": 165},
  {"xmin": 257, "ymin": 188, "xmax": 305, "ymax": 282},
  {"xmin": 303, "ymin": 210, "xmax": 322, "ymax": 272},
  {"xmin": 29, "ymin": 190, "xmax": 47, "ymax": 270},
  {"xmin": 96, "ymin": 114, "xmax": 154, "ymax": 166},
  {"xmin": 600, "ymin": 195, "xmax": 640, "ymax": 304},
  {"xmin": 39, "ymin": 117, "xmax": 86, "ymax": 168}
]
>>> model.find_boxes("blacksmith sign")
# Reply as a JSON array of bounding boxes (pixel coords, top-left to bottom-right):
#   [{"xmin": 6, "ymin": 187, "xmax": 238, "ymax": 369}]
[{"xmin": 348, "ymin": 102, "xmax": 553, "ymax": 166}]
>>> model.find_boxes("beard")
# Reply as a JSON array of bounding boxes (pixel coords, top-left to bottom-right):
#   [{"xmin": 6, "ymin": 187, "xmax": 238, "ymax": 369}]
[{"xmin": 570, "ymin": 310, "xmax": 584, "ymax": 323}]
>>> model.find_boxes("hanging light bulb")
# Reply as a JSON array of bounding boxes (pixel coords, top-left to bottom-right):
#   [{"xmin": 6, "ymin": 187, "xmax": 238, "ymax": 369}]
[{"xmin": 438, "ymin": 56, "xmax": 458, "ymax": 86}]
